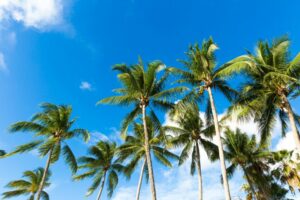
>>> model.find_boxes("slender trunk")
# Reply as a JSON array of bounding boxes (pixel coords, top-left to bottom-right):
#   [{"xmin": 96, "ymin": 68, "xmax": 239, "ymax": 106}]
[
  {"xmin": 141, "ymin": 105, "xmax": 157, "ymax": 200},
  {"xmin": 282, "ymin": 95, "xmax": 300, "ymax": 149},
  {"xmin": 136, "ymin": 158, "xmax": 146, "ymax": 200},
  {"xmin": 195, "ymin": 140, "xmax": 203, "ymax": 200},
  {"xmin": 96, "ymin": 171, "xmax": 107, "ymax": 200},
  {"xmin": 207, "ymin": 87, "xmax": 231, "ymax": 200},
  {"xmin": 242, "ymin": 166, "xmax": 257, "ymax": 200},
  {"xmin": 36, "ymin": 147, "xmax": 54, "ymax": 200}
]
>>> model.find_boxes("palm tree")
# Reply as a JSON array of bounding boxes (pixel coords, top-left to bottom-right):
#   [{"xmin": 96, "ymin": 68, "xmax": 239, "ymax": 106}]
[
  {"xmin": 2, "ymin": 167, "xmax": 51, "ymax": 200},
  {"xmin": 118, "ymin": 118, "xmax": 178, "ymax": 200},
  {"xmin": 223, "ymin": 37, "xmax": 300, "ymax": 149},
  {"xmin": 222, "ymin": 128, "xmax": 289, "ymax": 200},
  {"xmin": 222, "ymin": 128, "xmax": 271, "ymax": 199},
  {"xmin": 170, "ymin": 38, "xmax": 237, "ymax": 200},
  {"xmin": 164, "ymin": 101, "xmax": 218, "ymax": 200},
  {"xmin": 73, "ymin": 140, "xmax": 123, "ymax": 200},
  {"xmin": 271, "ymin": 150, "xmax": 300, "ymax": 194},
  {"xmin": 8, "ymin": 103, "xmax": 90, "ymax": 200},
  {"xmin": 99, "ymin": 58, "xmax": 187, "ymax": 200}
]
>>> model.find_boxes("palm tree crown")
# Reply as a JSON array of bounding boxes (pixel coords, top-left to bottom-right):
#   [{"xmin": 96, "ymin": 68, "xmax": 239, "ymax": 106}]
[
  {"xmin": 99, "ymin": 58, "xmax": 187, "ymax": 134},
  {"xmin": 8, "ymin": 103, "xmax": 90, "ymax": 200},
  {"xmin": 270, "ymin": 150, "xmax": 300, "ymax": 194},
  {"xmin": 225, "ymin": 37, "xmax": 300, "ymax": 146},
  {"xmin": 170, "ymin": 38, "xmax": 237, "ymax": 105},
  {"xmin": 74, "ymin": 140, "xmax": 124, "ymax": 199},
  {"xmin": 8, "ymin": 103, "xmax": 90, "ymax": 172},
  {"xmin": 119, "ymin": 118, "xmax": 178, "ymax": 175},
  {"xmin": 222, "ymin": 128, "xmax": 288, "ymax": 199},
  {"xmin": 2, "ymin": 167, "xmax": 51, "ymax": 200},
  {"xmin": 166, "ymin": 102, "xmax": 218, "ymax": 170},
  {"xmin": 118, "ymin": 118, "xmax": 178, "ymax": 199}
]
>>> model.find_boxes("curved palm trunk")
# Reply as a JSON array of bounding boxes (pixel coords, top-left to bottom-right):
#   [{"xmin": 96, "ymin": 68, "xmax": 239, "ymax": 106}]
[
  {"xmin": 136, "ymin": 158, "xmax": 146, "ymax": 200},
  {"xmin": 36, "ymin": 147, "xmax": 54, "ymax": 200},
  {"xmin": 141, "ymin": 105, "xmax": 157, "ymax": 200},
  {"xmin": 207, "ymin": 87, "xmax": 231, "ymax": 200},
  {"xmin": 282, "ymin": 95, "xmax": 300, "ymax": 149},
  {"xmin": 96, "ymin": 171, "xmax": 107, "ymax": 200},
  {"xmin": 195, "ymin": 140, "xmax": 203, "ymax": 200},
  {"xmin": 242, "ymin": 167, "xmax": 258, "ymax": 200}
]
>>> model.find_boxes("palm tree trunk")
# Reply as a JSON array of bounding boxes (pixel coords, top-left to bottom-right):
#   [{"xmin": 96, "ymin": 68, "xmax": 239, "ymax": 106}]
[
  {"xmin": 141, "ymin": 105, "xmax": 157, "ymax": 200},
  {"xmin": 207, "ymin": 87, "xmax": 231, "ymax": 200},
  {"xmin": 36, "ymin": 147, "xmax": 54, "ymax": 200},
  {"xmin": 282, "ymin": 95, "xmax": 300, "ymax": 149},
  {"xmin": 195, "ymin": 140, "xmax": 203, "ymax": 200},
  {"xmin": 242, "ymin": 167, "xmax": 257, "ymax": 200},
  {"xmin": 136, "ymin": 158, "xmax": 146, "ymax": 200},
  {"xmin": 96, "ymin": 171, "xmax": 107, "ymax": 200}
]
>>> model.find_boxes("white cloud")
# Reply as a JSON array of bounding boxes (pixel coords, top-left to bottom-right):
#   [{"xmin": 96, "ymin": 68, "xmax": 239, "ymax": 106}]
[
  {"xmin": 89, "ymin": 131, "xmax": 110, "ymax": 144},
  {"xmin": 113, "ymin": 159, "xmax": 244, "ymax": 200},
  {"xmin": 0, "ymin": 0, "xmax": 66, "ymax": 30},
  {"xmin": 0, "ymin": 52, "xmax": 7, "ymax": 71},
  {"xmin": 275, "ymin": 131, "xmax": 296, "ymax": 151},
  {"xmin": 79, "ymin": 81, "xmax": 92, "ymax": 91}
]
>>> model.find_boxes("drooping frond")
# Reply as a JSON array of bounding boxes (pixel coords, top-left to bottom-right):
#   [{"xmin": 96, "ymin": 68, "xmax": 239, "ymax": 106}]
[
  {"xmin": 63, "ymin": 145, "xmax": 77, "ymax": 174},
  {"xmin": 5, "ymin": 140, "xmax": 43, "ymax": 157}
]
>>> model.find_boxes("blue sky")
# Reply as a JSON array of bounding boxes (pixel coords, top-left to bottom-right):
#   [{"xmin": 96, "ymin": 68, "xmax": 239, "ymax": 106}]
[{"xmin": 0, "ymin": 0, "xmax": 300, "ymax": 199}]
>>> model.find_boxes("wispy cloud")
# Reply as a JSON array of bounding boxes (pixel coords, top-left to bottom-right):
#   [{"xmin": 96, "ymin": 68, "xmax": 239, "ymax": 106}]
[
  {"xmin": 88, "ymin": 128, "xmax": 124, "ymax": 145},
  {"xmin": 0, "ymin": 0, "xmax": 68, "ymax": 31},
  {"xmin": 0, "ymin": 52, "xmax": 7, "ymax": 71},
  {"xmin": 79, "ymin": 81, "xmax": 93, "ymax": 91},
  {"xmin": 89, "ymin": 131, "xmax": 110, "ymax": 144}
]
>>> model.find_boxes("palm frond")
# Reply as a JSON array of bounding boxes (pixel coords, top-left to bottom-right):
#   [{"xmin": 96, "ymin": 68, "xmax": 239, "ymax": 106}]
[{"xmin": 62, "ymin": 145, "xmax": 77, "ymax": 174}]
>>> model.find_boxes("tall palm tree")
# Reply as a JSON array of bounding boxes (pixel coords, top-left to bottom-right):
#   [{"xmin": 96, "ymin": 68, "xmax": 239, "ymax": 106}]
[
  {"xmin": 164, "ymin": 101, "xmax": 218, "ymax": 200},
  {"xmin": 8, "ymin": 103, "xmax": 90, "ymax": 200},
  {"xmin": 2, "ymin": 167, "xmax": 51, "ymax": 200},
  {"xmin": 222, "ymin": 128, "xmax": 289, "ymax": 200},
  {"xmin": 99, "ymin": 58, "xmax": 187, "ymax": 200},
  {"xmin": 73, "ymin": 140, "xmax": 123, "ymax": 200},
  {"xmin": 223, "ymin": 37, "xmax": 300, "ymax": 148},
  {"xmin": 118, "ymin": 118, "xmax": 178, "ymax": 200},
  {"xmin": 170, "ymin": 38, "xmax": 237, "ymax": 200}
]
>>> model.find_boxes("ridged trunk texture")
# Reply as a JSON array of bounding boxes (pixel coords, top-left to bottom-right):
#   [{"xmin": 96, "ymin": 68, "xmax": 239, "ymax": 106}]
[
  {"xmin": 136, "ymin": 159, "xmax": 146, "ymax": 200},
  {"xmin": 142, "ymin": 105, "xmax": 157, "ymax": 200},
  {"xmin": 96, "ymin": 171, "xmax": 106, "ymax": 200},
  {"xmin": 36, "ymin": 147, "xmax": 53, "ymax": 200},
  {"xmin": 195, "ymin": 140, "xmax": 203, "ymax": 200},
  {"xmin": 207, "ymin": 87, "xmax": 231, "ymax": 200},
  {"xmin": 282, "ymin": 95, "xmax": 300, "ymax": 149}
]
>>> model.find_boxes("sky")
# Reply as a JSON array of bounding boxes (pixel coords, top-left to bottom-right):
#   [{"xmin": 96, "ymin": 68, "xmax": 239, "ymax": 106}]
[{"xmin": 0, "ymin": 0, "xmax": 300, "ymax": 199}]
